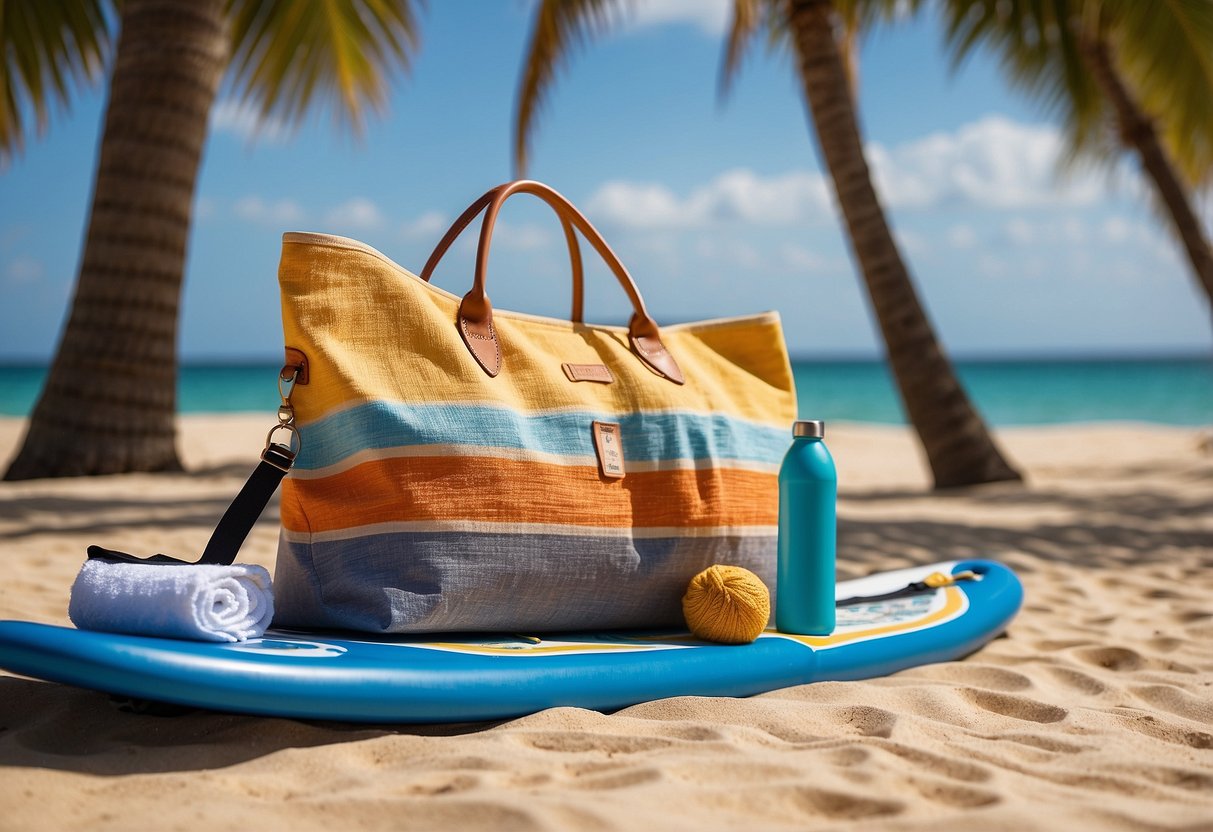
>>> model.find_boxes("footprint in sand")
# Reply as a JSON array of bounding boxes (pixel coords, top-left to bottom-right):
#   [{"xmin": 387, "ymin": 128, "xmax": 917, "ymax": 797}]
[
  {"xmin": 700, "ymin": 784, "xmax": 904, "ymax": 824},
  {"xmin": 823, "ymin": 705, "xmax": 899, "ymax": 738},
  {"xmin": 1129, "ymin": 765, "xmax": 1213, "ymax": 793},
  {"xmin": 903, "ymin": 773, "xmax": 1001, "ymax": 808},
  {"xmin": 1034, "ymin": 638, "xmax": 1097, "ymax": 651},
  {"xmin": 1113, "ymin": 709, "xmax": 1213, "ymax": 749},
  {"xmin": 902, "ymin": 663, "xmax": 1033, "ymax": 692},
  {"xmin": 869, "ymin": 740, "xmax": 993, "ymax": 783},
  {"xmin": 399, "ymin": 773, "xmax": 482, "ymax": 796},
  {"xmin": 1146, "ymin": 636, "xmax": 1184, "ymax": 653},
  {"xmin": 1074, "ymin": 646, "xmax": 1145, "ymax": 672},
  {"xmin": 960, "ymin": 689, "xmax": 1068, "ymax": 723},
  {"xmin": 567, "ymin": 765, "xmax": 662, "ymax": 791},
  {"xmin": 785, "ymin": 786, "xmax": 905, "ymax": 821},
  {"xmin": 994, "ymin": 733, "xmax": 1092, "ymax": 754},
  {"xmin": 517, "ymin": 732, "xmax": 674, "ymax": 755},
  {"xmin": 1129, "ymin": 685, "xmax": 1213, "ymax": 723},
  {"xmin": 1043, "ymin": 665, "xmax": 1109, "ymax": 695},
  {"xmin": 820, "ymin": 746, "xmax": 870, "ymax": 766}
]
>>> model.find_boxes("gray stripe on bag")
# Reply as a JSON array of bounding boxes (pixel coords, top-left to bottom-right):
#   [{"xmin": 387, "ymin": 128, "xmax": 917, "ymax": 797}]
[{"xmin": 273, "ymin": 530, "xmax": 778, "ymax": 634}]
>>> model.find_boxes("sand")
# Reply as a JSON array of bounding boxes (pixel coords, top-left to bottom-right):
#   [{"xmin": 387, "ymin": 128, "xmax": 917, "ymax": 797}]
[{"xmin": 0, "ymin": 416, "xmax": 1210, "ymax": 831}]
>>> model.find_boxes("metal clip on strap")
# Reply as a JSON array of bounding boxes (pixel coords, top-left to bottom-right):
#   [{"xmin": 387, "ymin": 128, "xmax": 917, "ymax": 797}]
[
  {"xmin": 87, "ymin": 363, "xmax": 303, "ymax": 567},
  {"xmin": 87, "ymin": 442, "xmax": 297, "ymax": 567}
]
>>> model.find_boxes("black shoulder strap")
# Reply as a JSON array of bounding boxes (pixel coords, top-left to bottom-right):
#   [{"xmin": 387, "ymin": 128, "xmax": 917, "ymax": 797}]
[{"xmin": 87, "ymin": 442, "xmax": 296, "ymax": 567}]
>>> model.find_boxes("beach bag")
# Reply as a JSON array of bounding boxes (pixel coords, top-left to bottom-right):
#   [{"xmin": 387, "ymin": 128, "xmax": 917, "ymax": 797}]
[{"xmin": 271, "ymin": 180, "xmax": 798, "ymax": 633}]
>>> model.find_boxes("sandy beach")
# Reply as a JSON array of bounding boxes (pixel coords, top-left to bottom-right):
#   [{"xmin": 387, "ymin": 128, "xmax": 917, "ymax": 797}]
[{"xmin": 0, "ymin": 415, "xmax": 1210, "ymax": 831}]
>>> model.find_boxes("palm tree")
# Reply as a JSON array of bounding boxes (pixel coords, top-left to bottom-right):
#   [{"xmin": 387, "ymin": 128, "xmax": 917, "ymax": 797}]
[
  {"xmin": 514, "ymin": 0, "xmax": 1022, "ymax": 489},
  {"xmin": 1, "ymin": 0, "xmax": 420, "ymax": 479},
  {"xmin": 939, "ymin": 0, "xmax": 1213, "ymax": 316}
]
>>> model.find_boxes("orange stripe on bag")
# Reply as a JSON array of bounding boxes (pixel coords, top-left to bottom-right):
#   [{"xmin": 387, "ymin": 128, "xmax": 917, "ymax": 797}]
[{"xmin": 281, "ymin": 457, "xmax": 778, "ymax": 533}]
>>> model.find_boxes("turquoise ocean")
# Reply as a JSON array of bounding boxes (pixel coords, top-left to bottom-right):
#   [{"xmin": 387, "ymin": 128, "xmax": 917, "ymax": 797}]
[{"xmin": 0, "ymin": 358, "xmax": 1209, "ymax": 425}]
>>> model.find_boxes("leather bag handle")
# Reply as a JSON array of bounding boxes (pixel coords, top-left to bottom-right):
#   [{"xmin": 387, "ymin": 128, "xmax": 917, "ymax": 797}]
[
  {"xmin": 421, "ymin": 184, "xmax": 585, "ymax": 324},
  {"xmin": 421, "ymin": 180, "xmax": 684, "ymax": 384}
]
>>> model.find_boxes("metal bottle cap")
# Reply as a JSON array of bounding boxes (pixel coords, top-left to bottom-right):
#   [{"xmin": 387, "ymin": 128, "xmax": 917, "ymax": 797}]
[{"xmin": 792, "ymin": 420, "xmax": 825, "ymax": 438}]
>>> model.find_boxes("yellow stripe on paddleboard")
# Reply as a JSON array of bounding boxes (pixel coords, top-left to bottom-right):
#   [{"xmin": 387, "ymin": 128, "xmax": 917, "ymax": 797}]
[
  {"xmin": 371, "ymin": 587, "xmax": 967, "ymax": 657},
  {"xmin": 762, "ymin": 585, "xmax": 968, "ymax": 649}
]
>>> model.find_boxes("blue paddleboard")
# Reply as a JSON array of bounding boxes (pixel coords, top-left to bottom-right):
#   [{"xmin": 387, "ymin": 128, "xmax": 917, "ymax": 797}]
[{"xmin": 0, "ymin": 559, "xmax": 1021, "ymax": 723}]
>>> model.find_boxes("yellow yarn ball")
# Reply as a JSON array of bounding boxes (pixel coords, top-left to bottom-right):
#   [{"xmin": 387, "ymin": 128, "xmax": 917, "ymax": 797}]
[{"xmin": 682, "ymin": 565, "xmax": 771, "ymax": 644}]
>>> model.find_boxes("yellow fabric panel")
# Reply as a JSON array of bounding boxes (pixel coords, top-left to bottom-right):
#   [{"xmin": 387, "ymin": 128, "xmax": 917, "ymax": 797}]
[{"xmin": 278, "ymin": 234, "xmax": 797, "ymax": 428}]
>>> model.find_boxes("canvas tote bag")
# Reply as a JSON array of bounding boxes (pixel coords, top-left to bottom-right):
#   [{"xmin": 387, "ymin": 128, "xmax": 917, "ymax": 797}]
[{"xmin": 272, "ymin": 180, "xmax": 798, "ymax": 633}]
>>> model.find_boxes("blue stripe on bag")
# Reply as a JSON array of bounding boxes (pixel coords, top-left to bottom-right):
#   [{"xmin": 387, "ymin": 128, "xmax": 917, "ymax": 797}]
[{"xmin": 294, "ymin": 402, "xmax": 789, "ymax": 471}]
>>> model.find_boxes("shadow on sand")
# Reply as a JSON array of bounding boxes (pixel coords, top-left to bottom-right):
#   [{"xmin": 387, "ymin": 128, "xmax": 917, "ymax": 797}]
[
  {"xmin": 838, "ymin": 483, "xmax": 1213, "ymax": 574},
  {"xmin": 0, "ymin": 491, "xmax": 279, "ymax": 542},
  {"xmin": 0, "ymin": 456, "xmax": 1207, "ymax": 775},
  {"xmin": 0, "ymin": 676, "xmax": 500, "ymax": 776}
]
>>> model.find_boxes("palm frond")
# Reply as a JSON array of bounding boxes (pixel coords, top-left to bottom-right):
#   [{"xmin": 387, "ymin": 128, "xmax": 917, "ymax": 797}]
[
  {"xmin": 1102, "ymin": 0, "xmax": 1213, "ymax": 184},
  {"xmin": 225, "ymin": 0, "xmax": 422, "ymax": 137},
  {"xmin": 938, "ymin": 0, "xmax": 1213, "ymax": 185},
  {"xmin": 513, "ymin": 0, "xmax": 625, "ymax": 175},
  {"xmin": 720, "ymin": 0, "xmax": 760, "ymax": 100},
  {"xmin": 0, "ymin": 0, "xmax": 112, "ymax": 162},
  {"xmin": 937, "ymin": 0, "xmax": 1105, "ymax": 161},
  {"xmin": 833, "ymin": 0, "xmax": 924, "ymax": 29}
]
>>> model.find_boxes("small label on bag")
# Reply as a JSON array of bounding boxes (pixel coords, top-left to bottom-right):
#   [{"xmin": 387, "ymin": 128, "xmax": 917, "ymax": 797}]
[
  {"xmin": 591, "ymin": 421, "xmax": 625, "ymax": 479},
  {"xmin": 563, "ymin": 363, "xmax": 614, "ymax": 384}
]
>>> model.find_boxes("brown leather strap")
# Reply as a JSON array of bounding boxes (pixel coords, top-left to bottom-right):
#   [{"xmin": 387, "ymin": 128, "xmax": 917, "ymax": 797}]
[
  {"xmin": 428, "ymin": 180, "xmax": 683, "ymax": 383},
  {"xmin": 421, "ymin": 185, "xmax": 585, "ymax": 324}
]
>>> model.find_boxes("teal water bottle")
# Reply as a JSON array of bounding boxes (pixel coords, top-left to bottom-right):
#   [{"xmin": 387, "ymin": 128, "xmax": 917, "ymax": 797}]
[{"xmin": 776, "ymin": 420, "xmax": 837, "ymax": 635}]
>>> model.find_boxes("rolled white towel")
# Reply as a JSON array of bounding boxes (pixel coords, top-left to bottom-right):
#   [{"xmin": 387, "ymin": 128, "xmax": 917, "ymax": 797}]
[{"xmin": 69, "ymin": 560, "xmax": 274, "ymax": 642}]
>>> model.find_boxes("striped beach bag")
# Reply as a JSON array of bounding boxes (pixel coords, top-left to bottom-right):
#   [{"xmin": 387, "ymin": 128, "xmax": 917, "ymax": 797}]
[{"xmin": 272, "ymin": 181, "xmax": 797, "ymax": 633}]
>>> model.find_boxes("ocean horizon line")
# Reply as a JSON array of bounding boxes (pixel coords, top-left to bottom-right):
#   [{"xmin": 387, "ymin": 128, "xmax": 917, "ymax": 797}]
[{"xmin": 0, "ymin": 356, "xmax": 1208, "ymax": 425}]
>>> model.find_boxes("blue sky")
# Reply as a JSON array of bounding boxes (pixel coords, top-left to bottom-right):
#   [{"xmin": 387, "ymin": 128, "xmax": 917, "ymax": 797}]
[{"xmin": 2, "ymin": 0, "xmax": 1211, "ymax": 362}]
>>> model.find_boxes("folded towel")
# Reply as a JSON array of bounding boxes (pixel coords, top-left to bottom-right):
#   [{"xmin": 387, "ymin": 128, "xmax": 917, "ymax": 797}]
[{"xmin": 69, "ymin": 560, "xmax": 274, "ymax": 642}]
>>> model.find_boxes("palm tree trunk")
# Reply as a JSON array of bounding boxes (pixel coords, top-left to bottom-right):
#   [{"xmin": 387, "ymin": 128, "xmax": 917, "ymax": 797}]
[
  {"xmin": 1079, "ymin": 30, "xmax": 1213, "ymax": 313},
  {"xmin": 785, "ymin": 0, "xmax": 1021, "ymax": 489},
  {"xmin": 4, "ymin": 0, "xmax": 227, "ymax": 480}
]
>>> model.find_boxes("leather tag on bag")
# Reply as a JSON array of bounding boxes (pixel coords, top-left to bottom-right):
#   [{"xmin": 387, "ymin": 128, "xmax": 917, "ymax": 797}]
[
  {"xmin": 591, "ymin": 421, "xmax": 625, "ymax": 479},
  {"xmin": 563, "ymin": 363, "xmax": 614, "ymax": 384}
]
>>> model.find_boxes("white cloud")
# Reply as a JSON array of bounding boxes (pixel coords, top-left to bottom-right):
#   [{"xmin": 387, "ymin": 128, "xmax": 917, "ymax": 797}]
[
  {"xmin": 628, "ymin": 234, "xmax": 684, "ymax": 276},
  {"xmin": 977, "ymin": 253, "xmax": 1012, "ymax": 280},
  {"xmin": 234, "ymin": 196, "xmax": 305, "ymax": 226},
  {"xmin": 494, "ymin": 222, "xmax": 553, "ymax": 251},
  {"xmin": 627, "ymin": 0, "xmax": 731, "ymax": 35},
  {"xmin": 587, "ymin": 169, "xmax": 833, "ymax": 229},
  {"xmin": 1004, "ymin": 218, "xmax": 1035, "ymax": 245},
  {"xmin": 778, "ymin": 243, "xmax": 829, "ymax": 272},
  {"xmin": 195, "ymin": 196, "xmax": 216, "ymax": 221},
  {"xmin": 704, "ymin": 170, "xmax": 833, "ymax": 224},
  {"xmin": 947, "ymin": 224, "xmax": 978, "ymax": 249},
  {"xmin": 585, "ymin": 116, "xmax": 1114, "ymax": 235},
  {"xmin": 868, "ymin": 115, "xmax": 1103, "ymax": 210},
  {"xmin": 210, "ymin": 99, "xmax": 291, "ymax": 144},
  {"xmin": 5, "ymin": 256, "xmax": 43, "ymax": 284},
  {"xmin": 588, "ymin": 181, "xmax": 692, "ymax": 227},
  {"xmin": 691, "ymin": 236, "xmax": 764, "ymax": 271},
  {"xmin": 1100, "ymin": 216, "xmax": 1165, "ymax": 248},
  {"xmin": 895, "ymin": 228, "xmax": 930, "ymax": 258},
  {"xmin": 401, "ymin": 211, "xmax": 448, "ymax": 240},
  {"xmin": 1001, "ymin": 216, "xmax": 1089, "ymax": 247},
  {"xmin": 1102, "ymin": 216, "xmax": 1132, "ymax": 243},
  {"xmin": 1149, "ymin": 233, "xmax": 1182, "ymax": 267},
  {"xmin": 325, "ymin": 198, "xmax": 384, "ymax": 230},
  {"xmin": 0, "ymin": 225, "xmax": 32, "ymax": 253},
  {"xmin": 1061, "ymin": 217, "xmax": 1087, "ymax": 244}
]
